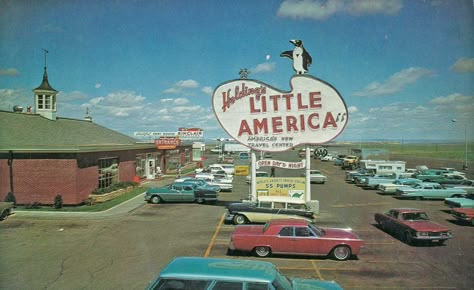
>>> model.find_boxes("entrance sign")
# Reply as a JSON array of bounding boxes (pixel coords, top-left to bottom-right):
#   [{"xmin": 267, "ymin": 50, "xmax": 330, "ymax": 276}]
[
  {"xmin": 256, "ymin": 159, "xmax": 305, "ymax": 170},
  {"xmin": 212, "ymin": 75, "xmax": 348, "ymax": 152},
  {"xmin": 155, "ymin": 137, "xmax": 181, "ymax": 150}
]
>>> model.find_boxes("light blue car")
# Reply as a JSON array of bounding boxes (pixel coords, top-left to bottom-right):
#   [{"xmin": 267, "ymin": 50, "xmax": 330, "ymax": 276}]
[
  {"xmin": 146, "ymin": 257, "xmax": 343, "ymax": 290},
  {"xmin": 395, "ymin": 182, "xmax": 467, "ymax": 200},
  {"xmin": 445, "ymin": 193, "xmax": 474, "ymax": 208}
]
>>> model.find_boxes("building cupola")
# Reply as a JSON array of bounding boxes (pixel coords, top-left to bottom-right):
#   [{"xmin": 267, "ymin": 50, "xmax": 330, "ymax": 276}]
[{"xmin": 33, "ymin": 49, "xmax": 58, "ymax": 120}]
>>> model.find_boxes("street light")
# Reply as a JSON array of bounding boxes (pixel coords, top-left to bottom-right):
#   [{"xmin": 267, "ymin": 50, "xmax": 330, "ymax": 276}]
[{"xmin": 452, "ymin": 119, "xmax": 468, "ymax": 170}]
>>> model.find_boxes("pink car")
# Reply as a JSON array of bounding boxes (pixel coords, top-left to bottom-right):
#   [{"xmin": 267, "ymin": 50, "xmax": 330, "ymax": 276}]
[
  {"xmin": 451, "ymin": 208, "xmax": 474, "ymax": 226},
  {"xmin": 228, "ymin": 219, "xmax": 364, "ymax": 261},
  {"xmin": 375, "ymin": 208, "xmax": 452, "ymax": 245}
]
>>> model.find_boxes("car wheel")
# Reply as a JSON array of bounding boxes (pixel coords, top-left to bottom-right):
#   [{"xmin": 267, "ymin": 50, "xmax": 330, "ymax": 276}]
[
  {"xmin": 196, "ymin": 197, "xmax": 204, "ymax": 204},
  {"xmin": 415, "ymin": 196, "xmax": 423, "ymax": 201},
  {"xmin": 150, "ymin": 196, "xmax": 161, "ymax": 204},
  {"xmin": 404, "ymin": 231, "xmax": 413, "ymax": 245},
  {"xmin": 254, "ymin": 246, "xmax": 271, "ymax": 257},
  {"xmin": 331, "ymin": 245, "xmax": 351, "ymax": 261},
  {"xmin": 437, "ymin": 240, "xmax": 446, "ymax": 246},
  {"xmin": 233, "ymin": 214, "xmax": 247, "ymax": 225}
]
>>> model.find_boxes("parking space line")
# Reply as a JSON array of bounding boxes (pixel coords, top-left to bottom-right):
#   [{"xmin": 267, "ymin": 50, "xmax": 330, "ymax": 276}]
[
  {"xmin": 311, "ymin": 260, "xmax": 324, "ymax": 280},
  {"xmin": 204, "ymin": 213, "xmax": 225, "ymax": 258}
]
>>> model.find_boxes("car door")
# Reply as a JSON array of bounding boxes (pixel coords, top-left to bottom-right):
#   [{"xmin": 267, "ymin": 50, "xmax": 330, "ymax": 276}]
[
  {"xmin": 273, "ymin": 226, "xmax": 295, "ymax": 254},
  {"xmin": 249, "ymin": 201, "xmax": 274, "ymax": 223},
  {"xmin": 291, "ymin": 226, "xmax": 325, "ymax": 255},
  {"xmin": 181, "ymin": 185, "xmax": 196, "ymax": 202}
]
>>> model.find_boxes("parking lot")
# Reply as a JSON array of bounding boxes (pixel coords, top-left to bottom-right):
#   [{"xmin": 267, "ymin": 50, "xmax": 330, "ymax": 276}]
[{"xmin": 1, "ymin": 151, "xmax": 473, "ymax": 289}]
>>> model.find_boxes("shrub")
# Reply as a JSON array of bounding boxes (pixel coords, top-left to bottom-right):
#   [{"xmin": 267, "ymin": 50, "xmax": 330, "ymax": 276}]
[
  {"xmin": 4, "ymin": 192, "xmax": 16, "ymax": 205},
  {"xmin": 54, "ymin": 194, "xmax": 63, "ymax": 209},
  {"xmin": 92, "ymin": 181, "xmax": 138, "ymax": 195}
]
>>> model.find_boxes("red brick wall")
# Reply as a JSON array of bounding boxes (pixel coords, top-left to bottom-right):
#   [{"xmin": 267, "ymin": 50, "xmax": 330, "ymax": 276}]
[
  {"xmin": 0, "ymin": 160, "xmax": 11, "ymax": 200},
  {"xmin": 119, "ymin": 160, "xmax": 136, "ymax": 181},
  {"xmin": 12, "ymin": 159, "xmax": 78, "ymax": 205}
]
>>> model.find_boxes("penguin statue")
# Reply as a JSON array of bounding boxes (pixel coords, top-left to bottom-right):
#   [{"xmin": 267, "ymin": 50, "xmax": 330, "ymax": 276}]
[{"xmin": 280, "ymin": 39, "xmax": 312, "ymax": 74}]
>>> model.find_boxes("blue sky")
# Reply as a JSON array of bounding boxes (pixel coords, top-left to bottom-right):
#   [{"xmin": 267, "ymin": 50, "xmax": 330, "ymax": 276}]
[{"xmin": 1, "ymin": 0, "xmax": 473, "ymax": 142}]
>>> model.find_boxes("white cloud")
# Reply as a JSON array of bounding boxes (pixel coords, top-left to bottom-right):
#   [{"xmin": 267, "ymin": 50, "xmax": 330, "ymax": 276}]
[
  {"xmin": 430, "ymin": 93, "xmax": 473, "ymax": 105},
  {"xmin": 277, "ymin": 0, "xmax": 402, "ymax": 21},
  {"xmin": 450, "ymin": 57, "xmax": 474, "ymax": 73},
  {"xmin": 0, "ymin": 68, "xmax": 20, "ymax": 76},
  {"xmin": 176, "ymin": 79, "xmax": 199, "ymax": 88},
  {"xmin": 174, "ymin": 98, "xmax": 189, "ymax": 106},
  {"xmin": 252, "ymin": 62, "xmax": 276, "ymax": 74},
  {"xmin": 201, "ymin": 86, "xmax": 213, "ymax": 96},
  {"xmin": 95, "ymin": 83, "xmax": 102, "ymax": 89},
  {"xmin": 163, "ymin": 79, "xmax": 200, "ymax": 94},
  {"xmin": 353, "ymin": 67, "xmax": 433, "ymax": 97},
  {"xmin": 160, "ymin": 98, "xmax": 174, "ymax": 103},
  {"xmin": 0, "ymin": 88, "xmax": 31, "ymax": 110},
  {"xmin": 347, "ymin": 106, "xmax": 358, "ymax": 113}
]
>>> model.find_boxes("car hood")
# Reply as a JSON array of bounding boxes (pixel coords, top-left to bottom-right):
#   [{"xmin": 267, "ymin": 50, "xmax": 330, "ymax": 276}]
[
  {"xmin": 403, "ymin": 221, "xmax": 450, "ymax": 232},
  {"xmin": 227, "ymin": 202, "xmax": 255, "ymax": 211},
  {"xmin": 291, "ymin": 278, "xmax": 343, "ymax": 290},
  {"xmin": 321, "ymin": 228, "xmax": 361, "ymax": 240}
]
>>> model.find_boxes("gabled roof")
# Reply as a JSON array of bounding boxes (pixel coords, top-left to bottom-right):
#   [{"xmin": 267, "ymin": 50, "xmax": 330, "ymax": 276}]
[{"xmin": 0, "ymin": 111, "xmax": 154, "ymax": 153}]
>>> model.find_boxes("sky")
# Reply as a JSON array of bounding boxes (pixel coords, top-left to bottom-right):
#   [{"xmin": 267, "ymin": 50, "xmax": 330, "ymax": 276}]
[{"xmin": 0, "ymin": 0, "xmax": 473, "ymax": 143}]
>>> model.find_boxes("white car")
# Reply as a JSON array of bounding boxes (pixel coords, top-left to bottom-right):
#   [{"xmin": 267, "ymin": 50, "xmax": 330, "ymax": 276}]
[
  {"xmin": 320, "ymin": 154, "xmax": 335, "ymax": 161},
  {"xmin": 246, "ymin": 171, "xmax": 270, "ymax": 183},
  {"xmin": 195, "ymin": 173, "xmax": 233, "ymax": 191},
  {"xmin": 302, "ymin": 170, "xmax": 327, "ymax": 184}
]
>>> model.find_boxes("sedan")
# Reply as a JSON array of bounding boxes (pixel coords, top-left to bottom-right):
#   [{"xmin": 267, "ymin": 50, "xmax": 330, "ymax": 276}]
[
  {"xmin": 375, "ymin": 208, "xmax": 452, "ymax": 245},
  {"xmin": 229, "ymin": 219, "xmax": 364, "ymax": 261},
  {"xmin": 302, "ymin": 169, "xmax": 327, "ymax": 184}
]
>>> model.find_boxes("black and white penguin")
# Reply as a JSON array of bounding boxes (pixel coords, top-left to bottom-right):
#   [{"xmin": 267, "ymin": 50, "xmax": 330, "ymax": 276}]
[{"xmin": 280, "ymin": 39, "xmax": 312, "ymax": 74}]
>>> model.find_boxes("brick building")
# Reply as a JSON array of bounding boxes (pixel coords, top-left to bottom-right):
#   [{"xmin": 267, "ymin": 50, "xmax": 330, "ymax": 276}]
[{"xmin": 0, "ymin": 66, "xmax": 191, "ymax": 205}]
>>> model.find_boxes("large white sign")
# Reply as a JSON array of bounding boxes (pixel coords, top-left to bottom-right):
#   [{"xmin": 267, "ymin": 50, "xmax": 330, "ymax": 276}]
[{"xmin": 212, "ymin": 75, "xmax": 348, "ymax": 152}]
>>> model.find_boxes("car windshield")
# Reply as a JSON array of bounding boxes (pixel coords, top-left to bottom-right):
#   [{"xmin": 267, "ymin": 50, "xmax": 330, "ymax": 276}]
[
  {"xmin": 272, "ymin": 269, "xmax": 293, "ymax": 290},
  {"xmin": 402, "ymin": 212, "xmax": 430, "ymax": 221},
  {"xmin": 308, "ymin": 224, "xmax": 325, "ymax": 236}
]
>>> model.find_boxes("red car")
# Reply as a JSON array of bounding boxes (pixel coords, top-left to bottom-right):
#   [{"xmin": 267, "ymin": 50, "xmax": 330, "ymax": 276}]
[
  {"xmin": 374, "ymin": 208, "xmax": 452, "ymax": 245},
  {"xmin": 228, "ymin": 219, "xmax": 364, "ymax": 261},
  {"xmin": 451, "ymin": 208, "xmax": 474, "ymax": 226}
]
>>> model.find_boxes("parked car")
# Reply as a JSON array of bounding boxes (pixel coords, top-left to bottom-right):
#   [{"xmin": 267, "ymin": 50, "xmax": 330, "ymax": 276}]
[
  {"xmin": 445, "ymin": 179, "xmax": 474, "ymax": 194},
  {"xmin": 175, "ymin": 178, "xmax": 221, "ymax": 193},
  {"xmin": 444, "ymin": 193, "xmax": 474, "ymax": 208},
  {"xmin": 195, "ymin": 173, "xmax": 233, "ymax": 191},
  {"xmin": 0, "ymin": 202, "xmax": 13, "ymax": 221},
  {"xmin": 378, "ymin": 178, "xmax": 423, "ymax": 194},
  {"xmin": 144, "ymin": 182, "xmax": 218, "ymax": 204},
  {"xmin": 301, "ymin": 169, "xmax": 327, "ymax": 184},
  {"xmin": 374, "ymin": 208, "xmax": 452, "ymax": 245},
  {"xmin": 394, "ymin": 182, "xmax": 467, "ymax": 200},
  {"xmin": 225, "ymin": 196, "xmax": 318, "ymax": 225},
  {"xmin": 357, "ymin": 173, "xmax": 414, "ymax": 189},
  {"xmin": 320, "ymin": 154, "xmax": 335, "ymax": 161},
  {"xmin": 345, "ymin": 168, "xmax": 374, "ymax": 183},
  {"xmin": 450, "ymin": 208, "xmax": 474, "ymax": 226},
  {"xmin": 145, "ymin": 256, "xmax": 343, "ymax": 290},
  {"xmin": 228, "ymin": 219, "xmax": 364, "ymax": 261},
  {"xmin": 245, "ymin": 171, "xmax": 269, "ymax": 183}
]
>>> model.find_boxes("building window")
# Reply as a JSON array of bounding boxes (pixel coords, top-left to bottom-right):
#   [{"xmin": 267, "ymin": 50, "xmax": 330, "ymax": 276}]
[
  {"xmin": 98, "ymin": 158, "xmax": 119, "ymax": 188},
  {"xmin": 37, "ymin": 94, "xmax": 54, "ymax": 110}
]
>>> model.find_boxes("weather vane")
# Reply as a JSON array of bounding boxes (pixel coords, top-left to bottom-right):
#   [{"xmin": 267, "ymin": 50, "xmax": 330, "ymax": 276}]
[
  {"xmin": 42, "ymin": 48, "xmax": 49, "ymax": 69},
  {"xmin": 280, "ymin": 39, "xmax": 312, "ymax": 75},
  {"xmin": 239, "ymin": 68, "xmax": 250, "ymax": 79}
]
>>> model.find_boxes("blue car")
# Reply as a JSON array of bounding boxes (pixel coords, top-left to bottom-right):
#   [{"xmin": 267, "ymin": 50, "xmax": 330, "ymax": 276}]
[{"xmin": 146, "ymin": 257, "xmax": 342, "ymax": 290}]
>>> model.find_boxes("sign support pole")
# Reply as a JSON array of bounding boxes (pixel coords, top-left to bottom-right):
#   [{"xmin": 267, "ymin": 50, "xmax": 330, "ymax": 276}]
[
  {"xmin": 251, "ymin": 151, "xmax": 257, "ymax": 201},
  {"xmin": 305, "ymin": 144, "xmax": 311, "ymax": 203}
]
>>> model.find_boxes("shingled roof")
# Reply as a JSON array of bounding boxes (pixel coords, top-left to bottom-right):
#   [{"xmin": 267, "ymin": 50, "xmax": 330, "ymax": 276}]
[{"xmin": 0, "ymin": 111, "xmax": 154, "ymax": 152}]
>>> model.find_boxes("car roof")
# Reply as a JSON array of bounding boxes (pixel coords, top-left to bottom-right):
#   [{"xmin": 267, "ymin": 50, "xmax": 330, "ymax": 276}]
[
  {"xmin": 267, "ymin": 219, "xmax": 308, "ymax": 226},
  {"xmin": 390, "ymin": 208, "xmax": 425, "ymax": 213},
  {"xmin": 156, "ymin": 257, "xmax": 277, "ymax": 283},
  {"xmin": 257, "ymin": 196, "xmax": 306, "ymax": 204}
]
